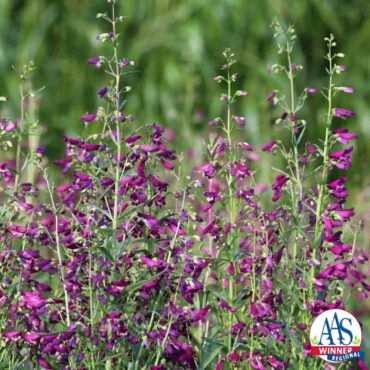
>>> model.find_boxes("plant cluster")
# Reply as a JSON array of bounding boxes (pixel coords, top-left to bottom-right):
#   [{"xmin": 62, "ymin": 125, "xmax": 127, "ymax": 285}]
[{"xmin": 0, "ymin": 1, "xmax": 368, "ymax": 369}]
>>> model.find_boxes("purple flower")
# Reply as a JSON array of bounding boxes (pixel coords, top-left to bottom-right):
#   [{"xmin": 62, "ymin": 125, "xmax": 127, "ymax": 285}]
[
  {"xmin": 195, "ymin": 163, "xmax": 217, "ymax": 178},
  {"xmin": 22, "ymin": 333, "xmax": 41, "ymax": 343},
  {"xmin": 141, "ymin": 256, "xmax": 168, "ymax": 270},
  {"xmin": 37, "ymin": 146, "xmax": 46, "ymax": 155},
  {"xmin": 280, "ymin": 112, "xmax": 288, "ymax": 120},
  {"xmin": 261, "ymin": 140, "xmax": 277, "ymax": 152},
  {"xmin": 307, "ymin": 143, "xmax": 315, "ymax": 154},
  {"xmin": 161, "ymin": 159, "xmax": 174, "ymax": 171},
  {"xmin": 38, "ymin": 357, "xmax": 52, "ymax": 370},
  {"xmin": 87, "ymin": 56, "xmax": 103, "ymax": 68},
  {"xmin": 140, "ymin": 144, "xmax": 159, "ymax": 153},
  {"xmin": 329, "ymin": 242, "xmax": 351, "ymax": 256},
  {"xmin": 333, "ymin": 108, "xmax": 355, "ymax": 119},
  {"xmin": 126, "ymin": 135, "xmax": 141, "ymax": 145},
  {"xmin": 2, "ymin": 331, "xmax": 21, "ymax": 339},
  {"xmin": 329, "ymin": 146, "xmax": 353, "ymax": 170},
  {"xmin": 188, "ymin": 305, "xmax": 211, "ymax": 323},
  {"xmin": 334, "ymin": 208, "xmax": 354, "ymax": 222},
  {"xmin": 5, "ymin": 121, "xmax": 16, "ymax": 132},
  {"xmin": 208, "ymin": 118, "xmax": 219, "ymax": 126},
  {"xmin": 272, "ymin": 174, "xmax": 289, "ymax": 202},
  {"xmin": 234, "ymin": 116, "xmax": 246, "ymax": 126},
  {"xmin": 237, "ymin": 90, "xmax": 249, "ymax": 96},
  {"xmin": 327, "ymin": 177, "xmax": 348, "ymax": 199},
  {"xmin": 332, "ymin": 128, "xmax": 358, "ymax": 144},
  {"xmin": 98, "ymin": 86, "xmax": 108, "ymax": 98},
  {"xmin": 137, "ymin": 213, "xmax": 161, "ymax": 230},
  {"xmin": 339, "ymin": 86, "xmax": 355, "ymax": 94},
  {"xmin": 307, "ymin": 87, "xmax": 317, "ymax": 94},
  {"xmin": 267, "ymin": 91, "xmax": 276, "ymax": 102},
  {"xmin": 80, "ymin": 113, "xmax": 97, "ymax": 123},
  {"xmin": 19, "ymin": 291, "xmax": 48, "ymax": 309},
  {"xmin": 241, "ymin": 142, "xmax": 254, "ymax": 151}
]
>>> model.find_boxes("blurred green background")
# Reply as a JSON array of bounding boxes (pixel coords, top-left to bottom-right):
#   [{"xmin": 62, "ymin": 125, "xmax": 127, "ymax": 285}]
[
  {"xmin": 0, "ymin": 0, "xmax": 369, "ymax": 362},
  {"xmin": 0, "ymin": 0, "xmax": 369, "ymax": 182}
]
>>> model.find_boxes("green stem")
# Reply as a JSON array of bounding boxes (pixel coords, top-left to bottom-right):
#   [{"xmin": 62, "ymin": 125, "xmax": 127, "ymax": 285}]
[
  {"xmin": 14, "ymin": 85, "xmax": 25, "ymax": 192},
  {"xmin": 287, "ymin": 50, "xmax": 301, "ymax": 261},
  {"xmin": 41, "ymin": 167, "xmax": 71, "ymax": 327},
  {"xmin": 309, "ymin": 49, "xmax": 333, "ymax": 299},
  {"xmin": 112, "ymin": 2, "xmax": 122, "ymax": 231},
  {"xmin": 225, "ymin": 67, "xmax": 235, "ymax": 354}
]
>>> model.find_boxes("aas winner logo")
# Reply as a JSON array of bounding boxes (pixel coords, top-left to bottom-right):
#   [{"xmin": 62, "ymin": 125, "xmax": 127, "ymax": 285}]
[{"xmin": 310, "ymin": 309, "xmax": 365, "ymax": 363}]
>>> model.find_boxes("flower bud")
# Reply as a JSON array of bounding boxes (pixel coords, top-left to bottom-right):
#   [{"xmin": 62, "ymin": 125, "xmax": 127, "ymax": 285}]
[{"xmin": 236, "ymin": 90, "xmax": 249, "ymax": 96}]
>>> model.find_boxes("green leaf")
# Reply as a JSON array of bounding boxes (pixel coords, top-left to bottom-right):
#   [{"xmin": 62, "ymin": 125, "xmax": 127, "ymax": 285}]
[
  {"xmin": 99, "ymin": 245, "xmax": 115, "ymax": 262},
  {"xmin": 198, "ymin": 343, "xmax": 224, "ymax": 370},
  {"xmin": 125, "ymin": 271, "xmax": 165, "ymax": 294},
  {"xmin": 117, "ymin": 234, "xmax": 131, "ymax": 259}
]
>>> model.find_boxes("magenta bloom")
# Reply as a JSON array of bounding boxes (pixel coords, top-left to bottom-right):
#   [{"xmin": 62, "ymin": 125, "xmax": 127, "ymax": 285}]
[
  {"xmin": 38, "ymin": 357, "xmax": 52, "ymax": 370},
  {"xmin": 241, "ymin": 142, "xmax": 254, "ymax": 151},
  {"xmin": 140, "ymin": 144, "xmax": 159, "ymax": 153},
  {"xmin": 208, "ymin": 118, "xmax": 219, "ymax": 126},
  {"xmin": 137, "ymin": 213, "xmax": 161, "ymax": 230},
  {"xmin": 56, "ymin": 184, "xmax": 72, "ymax": 194},
  {"xmin": 80, "ymin": 113, "xmax": 97, "ymax": 123},
  {"xmin": 87, "ymin": 56, "xmax": 102, "ymax": 68},
  {"xmin": 22, "ymin": 333, "xmax": 41, "ymax": 343},
  {"xmin": 5, "ymin": 121, "xmax": 16, "ymax": 131},
  {"xmin": 237, "ymin": 90, "xmax": 249, "ymax": 96},
  {"xmin": 195, "ymin": 163, "xmax": 217, "ymax": 178},
  {"xmin": 161, "ymin": 159, "xmax": 174, "ymax": 170},
  {"xmin": 329, "ymin": 146, "xmax": 353, "ymax": 170},
  {"xmin": 20, "ymin": 291, "xmax": 47, "ymax": 309},
  {"xmin": 141, "ymin": 256, "xmax": 167, "ymax": 269},
  {"xmin": 335, "ymin": 208, "xmax": 355, "ymax": 222},
  {"xmin": 88, "ymin": 56, "xmax": 100, "ymax": 64},
  {"xmin": 307, "ymin": 87, "xmax": 317, "ymax": 94},
  {"xmin": 98, "ymin": 86, "xmax": 108, "ymax": 98},
  {"xmin": 333, "ymin": 108, "xmax": 355, "ymax": 119},
  {"xmin": 307, "ymin": 143, "xmax": 315, "ymax": 155},
  {"xmin": 340, "ymin": 86, "xmax": 355, "ymax": 94},
  {"xmin": 261, "ymin": 140, "xmax": 277, "ymax": 152},
  {"xmin": 234, "ymin": 116, "xmax": 246, "ymax": 126},
  {"xmin": 267, "ymin": 91, "xmax": 276, "ymax": 102},
  {"xmin": 327, "ymin": 177, "xmax": 348, "ymax": 199},
  {"xmin": 332, "ymin": 128, "xmax": 358, "ymax": 144},
  {"xmin": 2, "ymin": 331, "xmax": 21, "ymax": 339},
  {"xmin": 272, "ymin": 174, "xmax": 289, "ymax": 201}
]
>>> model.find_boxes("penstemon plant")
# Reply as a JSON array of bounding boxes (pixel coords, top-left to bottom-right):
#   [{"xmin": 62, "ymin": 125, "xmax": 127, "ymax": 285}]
[{"xmin": 0, "ymin": 2, "xmax": 368, "ymax": 370}]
